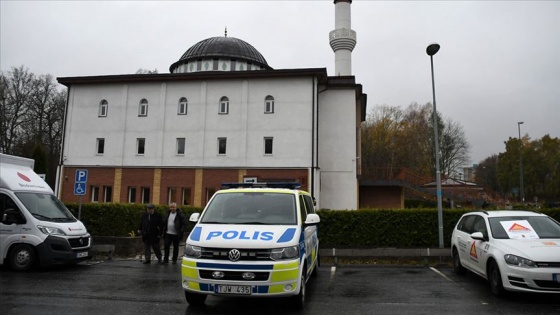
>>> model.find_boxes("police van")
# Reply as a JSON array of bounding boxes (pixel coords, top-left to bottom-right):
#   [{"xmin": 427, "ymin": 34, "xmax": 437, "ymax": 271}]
[
  {"xmin": 0, "ymin": 154, "xmax": 92, "ymax": 271},
  {"xmin": 181, "ymin": 182, "xmax": 320, "ymax": 308}
]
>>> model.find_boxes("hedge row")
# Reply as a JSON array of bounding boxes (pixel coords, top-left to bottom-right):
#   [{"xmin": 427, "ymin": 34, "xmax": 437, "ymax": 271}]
[{"xmin": 65, "ymin": 203, "xmax": 560, "ymax": 248}]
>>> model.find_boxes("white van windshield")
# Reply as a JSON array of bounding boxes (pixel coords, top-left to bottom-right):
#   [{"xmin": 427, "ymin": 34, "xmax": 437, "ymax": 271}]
[
  {"xmin": 201, "ymin": 192, "xmax": 297, "ymax": 225},
  {"xmin": 15, "ymin": 192, "xmax": 77, "ymax": 222}
]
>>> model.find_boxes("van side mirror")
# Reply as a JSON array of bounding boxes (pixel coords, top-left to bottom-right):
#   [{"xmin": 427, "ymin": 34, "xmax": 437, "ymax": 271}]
[
  {"xmin": 189, "ymin": 213, "xmax": 200, "ymax": 223},
  {"xmin": 305, "ymin": 213, "xmax": 320, "ymax": 225},
  {"xmin": 2, "ymin": 209, "xmax": 25, "ymax": 225}
]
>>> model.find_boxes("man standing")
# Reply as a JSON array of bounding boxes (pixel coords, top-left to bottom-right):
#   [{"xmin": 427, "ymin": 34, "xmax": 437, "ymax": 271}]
[
  {"xmin": 138, "ymin": 204, "xmax": 164, "ymax": 264},
  {"xmin": 162, "ymin": 202, "xmax": 187, "ymax": 264}
]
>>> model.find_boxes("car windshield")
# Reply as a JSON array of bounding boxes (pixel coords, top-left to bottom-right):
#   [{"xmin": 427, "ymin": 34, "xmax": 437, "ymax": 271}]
[
  {"xmin": 488, "ymin": 216, "xmax": 560, "ymax": 239},
  {"xmin": 200, "ymin": 192, "xmax": 297, "ymax": 225},
  {"xmin": 15, "ymin": 192, "xmax": 76, "ymax": 222}
]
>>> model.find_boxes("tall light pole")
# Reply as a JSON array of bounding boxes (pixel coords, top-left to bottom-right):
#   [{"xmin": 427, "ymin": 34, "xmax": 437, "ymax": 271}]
[
  {"xmin": 427, "ymin": 43, "xmax": 444, "ymax": 249},
  {"xmin": 518, "ymin": 121, "xmax": 524, "ymax": 203}
]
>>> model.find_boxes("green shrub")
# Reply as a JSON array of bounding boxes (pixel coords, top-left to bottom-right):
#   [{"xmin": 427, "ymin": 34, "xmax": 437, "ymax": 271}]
[
  {"xmin": 65, "ymin": 203, "xmax": 202, "ymax": 237},
  {"xmin": 66, "ymin": 203, "xmax": 560, "ymax": 248}
]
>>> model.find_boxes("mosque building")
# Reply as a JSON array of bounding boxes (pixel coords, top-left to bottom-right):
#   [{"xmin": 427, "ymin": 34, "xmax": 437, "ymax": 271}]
[{"xmin": 56, "ymin": 0, "xmax": 367, "ymax": 210}]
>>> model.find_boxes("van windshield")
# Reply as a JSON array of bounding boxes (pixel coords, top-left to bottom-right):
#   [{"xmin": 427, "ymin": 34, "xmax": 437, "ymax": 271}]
[
  {"xmin": 201, "ymin": 192, "xmax": 297, "ymax": 225},
  {"xmin": 15, "ymin": 192, "xmax": 77, "ymax": 222}
]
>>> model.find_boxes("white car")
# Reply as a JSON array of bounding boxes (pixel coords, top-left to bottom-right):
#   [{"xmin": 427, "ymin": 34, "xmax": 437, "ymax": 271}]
[{"xmin": 451, "ymin": 210, "xmax": 560, "ymax": 295}]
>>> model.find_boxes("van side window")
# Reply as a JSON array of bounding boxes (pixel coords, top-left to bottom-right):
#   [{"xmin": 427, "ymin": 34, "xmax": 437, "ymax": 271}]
[
  {"xmin": 0, "ymin": 193, "xmax": 26, "ymax": 224},
  {"xmin": 303, "ymin": 195, "xmax": 315, "ymax": 215},
  {"xmin": 299, "ymin": 195, "xmax": 308, "ymax": 222}
]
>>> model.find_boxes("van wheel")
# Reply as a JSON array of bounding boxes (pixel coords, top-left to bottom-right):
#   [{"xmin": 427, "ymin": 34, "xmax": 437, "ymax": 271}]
[
  {"xmin": 290, "ymin": 274, "xmax": 306, "ymax": 309},
  {"xmin": 10, "ymin": 244, "xmax": 36, "ymax": 271},
  {"xmin": 311, "ymin": 255, "xmax": 319, "ymax": 278},
  {"xmin": 184, "ymin": 291, "xmax": 207, "ymax": 306}
]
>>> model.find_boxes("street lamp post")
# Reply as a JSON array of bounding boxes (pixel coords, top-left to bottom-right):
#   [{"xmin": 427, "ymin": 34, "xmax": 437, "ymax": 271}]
[
  {"xmin": 427, "ymin": 43, "xmax": 444, "ymax": 249},
  {"xmin": 518, "ymin": 121, "xmax": 524, "ymax": 203}
]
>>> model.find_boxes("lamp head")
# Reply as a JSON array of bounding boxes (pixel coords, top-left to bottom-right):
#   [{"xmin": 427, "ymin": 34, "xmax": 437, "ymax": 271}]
[
  {"xmin": 518, "ymin": 121, "xmax": 524, "ymax": 125},
  {"xmin": 426, "ymin": 43, "xmax": 440, "ymax": 56}
]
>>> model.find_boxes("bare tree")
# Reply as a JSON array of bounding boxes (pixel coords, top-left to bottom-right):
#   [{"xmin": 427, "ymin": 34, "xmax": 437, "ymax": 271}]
[
  {"xmin": 362, "ymin": 102, "xmax": 471, "ymax": 180},
  {"xmin": 0, "ymin": 66, "xmax": 66, "ymax": 187},
  {"xmin": 0, "ymin": 66, "xmax": 35, "ymax": 154},
  {"xmin": 440, "ymin": 118, "xmax": 471, "ymax": 177},
  {"xmin": 135, "ymin": 68, "xmax": 158, "ymax": 74}
]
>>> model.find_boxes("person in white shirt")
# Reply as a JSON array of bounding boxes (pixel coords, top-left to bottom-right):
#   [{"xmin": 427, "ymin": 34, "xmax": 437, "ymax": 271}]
[{"xmin": 162, "ymin": 202, "xmax": 187, "ymax": 264}]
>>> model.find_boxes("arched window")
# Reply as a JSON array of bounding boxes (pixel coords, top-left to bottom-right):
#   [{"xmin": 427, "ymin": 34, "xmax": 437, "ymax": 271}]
[
  {"xmin": 139, "ymin": 99, "xmax": 148, "ymax": 116},
  {"xmin": 265, "ymin": 95, "xmax": 274, "ymax": 114},
  {"xmin": 219, "ymin": 96, "xmax": 229, "ymax": 114},
  {"xmin": 98, "ymin": 100, "xmax": 108, "ymax": 117},
  {"xmin": 178, "ymin": 97, "xmax": 188, "ymax": 115}
]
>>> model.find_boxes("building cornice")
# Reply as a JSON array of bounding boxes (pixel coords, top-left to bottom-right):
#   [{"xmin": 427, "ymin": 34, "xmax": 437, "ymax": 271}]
[{"xmin": 57, "ymin": 68, "xmax": 328, "ymax": 86}]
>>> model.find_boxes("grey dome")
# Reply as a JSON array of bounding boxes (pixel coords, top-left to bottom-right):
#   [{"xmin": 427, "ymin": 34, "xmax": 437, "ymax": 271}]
[{"xmin": 169, "ymin": 36, "xmax": 272, "ymax": 73}]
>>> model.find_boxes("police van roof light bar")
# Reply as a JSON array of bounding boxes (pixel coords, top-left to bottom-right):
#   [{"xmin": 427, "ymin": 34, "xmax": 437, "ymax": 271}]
[{"xmin": 221, "ymin": 182, "xmax": 301, "ymax": 189}]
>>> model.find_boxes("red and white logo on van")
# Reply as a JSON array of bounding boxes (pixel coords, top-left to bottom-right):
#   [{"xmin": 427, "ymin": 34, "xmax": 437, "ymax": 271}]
[{"xmin": 17, "ymin": 172, "xmax": 31, "ymax": 182}]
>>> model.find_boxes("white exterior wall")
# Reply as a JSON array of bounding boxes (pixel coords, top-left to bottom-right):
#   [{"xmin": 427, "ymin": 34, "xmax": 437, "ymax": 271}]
[
  {"xmin": 63, "ymin": 77, "xmax": 314, "ymax": 169},
  {"xmin": 317, "ymin": 89, "xmax": 358, "ymax": 210}
]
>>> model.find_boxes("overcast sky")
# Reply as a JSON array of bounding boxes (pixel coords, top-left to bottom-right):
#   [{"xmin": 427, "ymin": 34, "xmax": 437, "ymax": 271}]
[{"xmin": 2, "ymin": 1, "xmax": 559, "ymax": 166}]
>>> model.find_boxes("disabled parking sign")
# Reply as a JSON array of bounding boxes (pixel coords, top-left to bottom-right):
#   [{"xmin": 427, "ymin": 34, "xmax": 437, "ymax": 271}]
[
  {"xmin": 74, "ymin": 169, "xmax": 88, "ymax": 196},
  {"xmin": 74, "ymin": 182, "xmax": 86, "ymax": 195}
]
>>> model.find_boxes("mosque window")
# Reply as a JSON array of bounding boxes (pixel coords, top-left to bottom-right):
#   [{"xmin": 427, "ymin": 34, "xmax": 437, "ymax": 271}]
[
  {"xmin": 139, "ymin": 99, "xmax": 148, "ymax": 117},
  {"xmin": 96, "ymin": 138, "xmax": 105, "ymax": 155},
  {"xmin": 264, "ymin": 137, "xmax": 273, "ymax": 155},
  {"xmin": 213, "ymin": 59, "xmax": 219, "ymax": 70},
  {"xmin": 219, "ymin": 97, "xmax": 229, "ymax": 114},
  {"xmin": 137, "ymin": 138, "xmax": 145, "ymax": 155},
  {"xmin": 265, "ymin": 95, "xmax": 274, "ymax": 114},
  {"xmin": 230, "ymin": 60, "xmax": 237, "ymax": 71},
  {"xmin": 178, "ymin": 97, "xmax": 188, "ymax": 115},
  {"xmin": 218, "ymin": 137, "xmax": 227, "ymax": 155},
  {"xmin": 176, "ymin": 138, "xmax": 185, "ymax": 155},
  {"xmin": 204, "ymin": 62, "xmax": 210, "ymax": 71},
  {"xmin": 98, "ymin": 100, "xmax": 108, "ymax": 117}
]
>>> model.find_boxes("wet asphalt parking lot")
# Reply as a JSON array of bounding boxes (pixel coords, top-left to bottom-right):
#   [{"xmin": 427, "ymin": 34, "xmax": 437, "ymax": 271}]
[{"xmin": 1, "ymin": 259, "xmax": 558, "ymax": 315}]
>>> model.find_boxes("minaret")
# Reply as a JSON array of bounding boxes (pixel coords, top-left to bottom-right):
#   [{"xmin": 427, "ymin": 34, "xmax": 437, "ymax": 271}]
[{"xmin": 329, "ymin": 0, "xmax": 357, "ymax": 76}]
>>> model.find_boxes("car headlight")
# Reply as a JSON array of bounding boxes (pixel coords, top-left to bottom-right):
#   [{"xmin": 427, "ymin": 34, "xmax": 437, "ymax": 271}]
[
  {"xmin": 184, "ymin": 244, "xmax": 201, "ymax": 258},
  {"xmin": 270, "ymin": 246, "xmax": 299, "ymax": 261},
  {"xmin": 37, "ymin": 225, "xmax": 66, "ymax": 236},
  {"xmin": 504, "ymin": 254, "xmax": 538, "ymax": 268}
]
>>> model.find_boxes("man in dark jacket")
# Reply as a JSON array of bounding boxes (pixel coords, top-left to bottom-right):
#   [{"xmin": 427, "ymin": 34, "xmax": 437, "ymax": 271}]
[
  {"xmin": 137, "ymin": 204, "xmax": 164, "ymax": 264},
  {"xmin": 162, "ymin": 202, "xmax": 187, "ymax": 264}
]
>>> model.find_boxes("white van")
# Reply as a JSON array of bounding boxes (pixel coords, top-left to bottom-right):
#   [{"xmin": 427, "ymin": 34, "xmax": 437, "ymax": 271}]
[
  {"xmin": 181, "ymin": 182, "xmax": 320, "ymax": 309},
  {"xmin": 0, "ymin": 154, "xmax": 92, "ymax": 271}
]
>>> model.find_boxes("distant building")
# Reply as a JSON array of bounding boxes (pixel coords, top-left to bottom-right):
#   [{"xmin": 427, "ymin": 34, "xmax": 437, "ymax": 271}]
[
  {"xmin": 56, "ymin": 0, "xmax": 366, "ymax": 210},
  {"xmin": 462, "ymin": 165, "xmax": 477, "ymax": 182}
]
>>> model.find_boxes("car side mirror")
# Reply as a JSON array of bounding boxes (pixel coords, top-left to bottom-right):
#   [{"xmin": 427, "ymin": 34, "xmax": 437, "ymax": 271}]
[
  {"xmin": 305, "ymin": 213, "xmax": 320, "ymax": 225},
  {"xmin": 471, "ymin": 231, "xmax": 487, "ymax": 242},
  {"xmin": 189, "ymin": 213, "xmax": 200, "ymax": 223}
]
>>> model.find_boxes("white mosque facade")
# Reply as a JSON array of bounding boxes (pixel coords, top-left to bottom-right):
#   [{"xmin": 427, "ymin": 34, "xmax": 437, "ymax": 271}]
[{"xmin": 56, "ymin": 0, "xmax": 366, "ymax": 210}]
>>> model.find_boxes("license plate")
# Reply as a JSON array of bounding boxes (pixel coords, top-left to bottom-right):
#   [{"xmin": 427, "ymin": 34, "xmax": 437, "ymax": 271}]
[
  {"xmin": 77, "ymin": 252, "xmax": 89, "ymax": 258},
  {"xmin": 215, "ymin": 285, "xmax": 251, "ymax": 295},
  {"xmin": 554, "ymin": 274, "xmax": 560, "ymax": 283}
]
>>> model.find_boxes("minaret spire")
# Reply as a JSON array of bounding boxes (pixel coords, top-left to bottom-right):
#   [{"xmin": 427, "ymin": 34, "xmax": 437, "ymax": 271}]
[
  {"xmin": 329, "ymin": 0, "xmax": 357, "ymax": 76},
  {"xmin": 225, "ymin": 27, "xmax": 228, "ymax": 37}
]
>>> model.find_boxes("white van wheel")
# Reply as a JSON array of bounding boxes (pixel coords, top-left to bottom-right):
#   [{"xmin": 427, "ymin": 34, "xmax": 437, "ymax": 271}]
[
  {"xmin": 185, "ymin": 291, "xmax": 207, "ymax": 306},
  {"xmin": 10, "ymin": 244, "xmax": 36, "ymax": 271},
  {"xmin": 290, "ymin": 274, "xmax": 306, "ymax": 309}
]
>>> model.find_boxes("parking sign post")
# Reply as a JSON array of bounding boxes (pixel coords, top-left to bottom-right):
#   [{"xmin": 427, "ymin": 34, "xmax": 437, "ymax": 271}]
[{"xmin": 74, "ymin": 169, "xmax": 88, "ymax": 219}]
